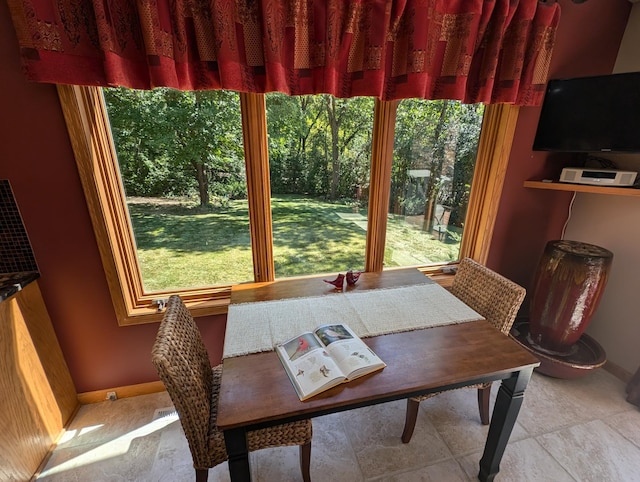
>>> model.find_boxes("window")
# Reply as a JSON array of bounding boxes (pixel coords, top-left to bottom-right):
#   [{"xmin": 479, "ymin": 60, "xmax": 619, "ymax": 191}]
[
  {"xmin": 386, "ymin": 99, "xmax": 485, "ymax": 268},
  {"xmin": 103, "ymin": 88, "xmax": 253, "ymax": 291},
  {"xmin": 57, "ymin": 84, "xmax": 519, "ymax": 325},
  {"xmin": 266, "ymin": 93, "xmax": 374, "ymax": 278}
]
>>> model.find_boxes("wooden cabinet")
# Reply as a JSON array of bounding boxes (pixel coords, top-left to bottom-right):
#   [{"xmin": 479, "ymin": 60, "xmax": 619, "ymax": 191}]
[
  {"xmin": 524, "ymin": 180, "xmax": 640, "ymax": 197},
  {"xmin": 0, "ymin": 281, "xmax": 78, "ymax": 480}
]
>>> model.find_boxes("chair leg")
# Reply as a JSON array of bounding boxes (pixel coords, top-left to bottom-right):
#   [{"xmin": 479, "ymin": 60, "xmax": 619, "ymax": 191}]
[
  {"xmin": 401, "ymin": 398, "xmax": 420, "ymax": 443},
  {"xmin": 477, "ymin": 384, "xmax": 491, "ymax": 425},
  {"xmin": 195, "ymin": 468, "xmax": 208, "ymax": 482},
  {"xmin": 300, "ymin": 441, "xmax": 311, "ymax": 482}
]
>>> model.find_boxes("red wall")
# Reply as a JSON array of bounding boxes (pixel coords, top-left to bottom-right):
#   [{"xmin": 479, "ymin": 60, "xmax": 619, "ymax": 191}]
[
  {"xmin": 0, "ymin": 0, "xmax": 630, "ymax": 392},
  {"xmin": 0, "ymin": 1, "xmax": 226, "ymax": 393},
  {"xmin": 487, "ymin": 0, "xmax": 631, "ymax": 307}
]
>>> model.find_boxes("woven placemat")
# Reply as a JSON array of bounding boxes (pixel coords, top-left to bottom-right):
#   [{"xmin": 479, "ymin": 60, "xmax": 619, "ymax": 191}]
[{"xmin": 223, "ymin": 283, "xmax": 483, "ymax": 358}]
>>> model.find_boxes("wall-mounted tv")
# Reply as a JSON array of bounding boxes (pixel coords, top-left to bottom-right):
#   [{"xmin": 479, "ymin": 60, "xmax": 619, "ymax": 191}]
[{"xmin": 532, "ymin": 71, "xmax": 640, "ymax": 153}]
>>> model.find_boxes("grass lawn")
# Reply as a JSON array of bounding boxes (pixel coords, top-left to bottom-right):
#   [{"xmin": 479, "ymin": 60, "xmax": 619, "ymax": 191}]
[{"xmin": 127, "ymin": 195, "xmax": 460, "ymax": 292}]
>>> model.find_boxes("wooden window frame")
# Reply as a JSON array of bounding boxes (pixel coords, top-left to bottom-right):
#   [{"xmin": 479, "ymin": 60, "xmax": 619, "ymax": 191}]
[{"xmin": 56, "ymin": 84, "xmax": 518, "ymax": 325}]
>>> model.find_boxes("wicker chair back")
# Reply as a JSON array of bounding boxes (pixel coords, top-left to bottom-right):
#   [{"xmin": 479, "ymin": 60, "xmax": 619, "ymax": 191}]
[{"xmin": 451, "ymin": 257, "xmax": 526, "ymax": 334}]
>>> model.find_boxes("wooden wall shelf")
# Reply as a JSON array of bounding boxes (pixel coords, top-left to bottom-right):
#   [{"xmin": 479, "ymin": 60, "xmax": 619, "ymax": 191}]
[{"xmin": 524, "ymin": 180, "xmax": 640, "ymax": 197}]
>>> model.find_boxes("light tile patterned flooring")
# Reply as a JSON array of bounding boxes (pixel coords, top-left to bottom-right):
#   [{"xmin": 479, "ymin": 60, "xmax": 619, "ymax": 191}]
[{"xmin": 37, "ymin": 369, "xmax": 640, "ymax": 481}]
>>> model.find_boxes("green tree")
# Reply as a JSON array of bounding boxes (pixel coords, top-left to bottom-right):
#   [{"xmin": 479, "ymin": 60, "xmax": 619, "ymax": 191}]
[
  {"xmin": 323, "ymin": 95, "xmax": 374, "ymax": 200},
  {"xmin": 104, "ymin": 88, "xmax": 189, "ymax": 197},
  {"xmin": 444, "ymin": 103, "xmax": 485, "ymax": 228},
  {"xmin": 105, "ymin": 88, "xmax": 244, "ymax": 207},
  {"xmin": 267, "ymin": 94, "xmax": 373, "ymax": 202},
  {"xmin": 107, "ymin": 87, "xmax": 482, "ymax": 221},
  {"xmin": 267, "ymin": 94, "xmax": 325, "ymax": 195},
  {"xmin": 390, "ymin": 99, "xmax": 484, "ymax": 236},
  {"xmin": 421, "ymin": 101, "xmax": 451, "ymax": 232},
  {"xmin": 162, "ymin": 89, "xmax": 243, "ymax": 207},
  {"xmin": 392, "ymin": 99, "xmax": 443, "ymax": 218}
]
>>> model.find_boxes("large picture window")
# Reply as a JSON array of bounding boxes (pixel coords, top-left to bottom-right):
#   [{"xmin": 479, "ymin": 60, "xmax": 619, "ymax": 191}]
[
  {"xmin": 104, "ymin": 88, "xmax": 253, "ymax": 291},
  {"xmin": 57, "ymin": 85, "xmax": 518, "ymax": 325},
  {"xmin": 386, "ymin": 99, "xmax": 485, "ymax": 268},
  {"xmin": 266, "ymin": 93, "xmax": 374, "ymax": 278}
]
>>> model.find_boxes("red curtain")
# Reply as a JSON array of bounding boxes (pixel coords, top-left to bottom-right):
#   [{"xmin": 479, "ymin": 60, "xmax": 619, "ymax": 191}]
[{"xmin": 7, "ymin": 0, "xmax": 560, "ymax": 105}]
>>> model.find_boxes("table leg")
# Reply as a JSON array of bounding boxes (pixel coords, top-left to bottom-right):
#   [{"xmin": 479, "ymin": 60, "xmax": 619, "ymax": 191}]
[
  {"xmin": 224, "ymin": 427, "xmax": 251, "ymax": 481},
  {"xmin": 478, "ymin": 367, "xmax": 534, "ymax": 482}
]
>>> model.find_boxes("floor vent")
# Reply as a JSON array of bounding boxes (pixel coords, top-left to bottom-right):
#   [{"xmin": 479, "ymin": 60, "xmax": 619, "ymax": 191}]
[{"xmin": 153, "ymin": 407, "xmax": 178, "ymax": 420}]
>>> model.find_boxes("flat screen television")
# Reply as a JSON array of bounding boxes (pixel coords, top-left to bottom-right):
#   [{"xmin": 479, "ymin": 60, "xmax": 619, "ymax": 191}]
[{"xmin": 532, "ymin": 72, "xmax": 640, "ymax": 153}]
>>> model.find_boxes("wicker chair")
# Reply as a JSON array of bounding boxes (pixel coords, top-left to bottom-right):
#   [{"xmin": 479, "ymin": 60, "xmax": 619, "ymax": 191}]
[
  {"xmin": 401, "ymin": 258, "xmax": 526, "ymax": 443},
  {"xmin": 152, "ymin": 295, "xmax": 312, "ymax": 482}
]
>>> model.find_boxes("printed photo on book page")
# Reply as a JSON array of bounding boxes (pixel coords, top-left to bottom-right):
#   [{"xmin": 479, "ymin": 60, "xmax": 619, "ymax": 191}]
[{"xmin": 275, "ymin": 323, "xmax": 385, "ymax": 401}]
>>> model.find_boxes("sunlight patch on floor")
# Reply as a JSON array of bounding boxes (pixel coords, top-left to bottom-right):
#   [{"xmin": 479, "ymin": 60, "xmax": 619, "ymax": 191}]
[
  {"xmin": 39, "ymin": 413, "xmax": 178, "ymax": 478},
  {"xmin": 57, "ymin": 424, "xmax": 103, "ymax": 445}
]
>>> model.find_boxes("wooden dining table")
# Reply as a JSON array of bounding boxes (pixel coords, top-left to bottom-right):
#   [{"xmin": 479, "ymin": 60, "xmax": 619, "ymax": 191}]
[{"xmin": 217, "ymin": 268, "xmax": 540, "ymax": 482}]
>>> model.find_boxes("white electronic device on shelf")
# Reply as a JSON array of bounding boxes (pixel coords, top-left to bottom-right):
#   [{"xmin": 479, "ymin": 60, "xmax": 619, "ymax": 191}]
[{"xmin": 559, "ymin": 167, "xmax": 637, "ymax": 186}]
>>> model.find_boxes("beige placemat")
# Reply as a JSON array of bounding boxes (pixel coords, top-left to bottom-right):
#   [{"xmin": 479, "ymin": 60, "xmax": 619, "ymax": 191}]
[{"xmin": 223, "ymin": 283, "xmax": 483, "ymax": 358}]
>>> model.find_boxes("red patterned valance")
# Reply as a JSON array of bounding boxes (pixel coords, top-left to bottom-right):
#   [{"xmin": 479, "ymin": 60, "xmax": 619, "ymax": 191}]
[{"xmin": 6, "ymin": 0, "xmax": 560, "ymax": 105}]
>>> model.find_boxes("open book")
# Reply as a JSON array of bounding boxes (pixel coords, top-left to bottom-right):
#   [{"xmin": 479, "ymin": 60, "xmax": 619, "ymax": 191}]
[{"xmin": 275, "ymin": 323, "xmax": 386, "ymax": 401}]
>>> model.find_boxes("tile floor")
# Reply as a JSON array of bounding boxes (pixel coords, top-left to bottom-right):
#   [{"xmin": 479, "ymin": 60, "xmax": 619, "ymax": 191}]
[{"xmin": 37, "ymin": 369, "xmax": 640, "ymax": 482}]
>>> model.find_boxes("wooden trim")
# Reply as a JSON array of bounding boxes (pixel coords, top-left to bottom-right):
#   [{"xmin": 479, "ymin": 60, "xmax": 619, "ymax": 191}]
[
  {"xmin": 524, "ymin": 180, "xmax": 640, "ymax": 197},
  {"xmin": 421, "ymin": 271, "xmax": 455, "ymax": 289},
  {"xmin": 366, "ymin": 99, "xmax": 398, "ymax": 272},
  {"xmin": 77, "ymin": 381, "xmax": 166, "ymax": 404},
  {"xmin": 57, "ymin": 85, "xmax": 135, "ymax": 322},
  {"xmin": 240, "ymin": 93, "xmax": 274, "ymax": 282},
  {"xmin": 603, "ymin": 360, "xmax": 633, "ymax": 383},
  {"xmin": 57, "ymin": 85, "xmax": 231, "ymax": 325},
  {"xmin": 460, "ymin": 104, "xmax": 520, "ymax": 264}
]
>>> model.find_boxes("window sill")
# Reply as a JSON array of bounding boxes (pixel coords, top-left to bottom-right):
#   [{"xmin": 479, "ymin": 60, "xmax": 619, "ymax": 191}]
[
  {"xmin": 120, "ymin": 289, "xmax": 231, "ymax": 325},
  {"xmin": 421, "ymin": 269, "xmax": 455, "ymax": 289},
  {"xmin": 121, "ymin": 269, "xmax": 456, "ymax": 325}
]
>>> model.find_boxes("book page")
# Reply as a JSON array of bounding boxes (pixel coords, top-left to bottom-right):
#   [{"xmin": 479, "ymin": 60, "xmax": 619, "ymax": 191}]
[
  {"xmin": 275, "ymin": 333, "xmax": 345, "ymax": 400},
  {"xmin": 313, "ymin": 324, "xmax": 386, "ymax": 380}
]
